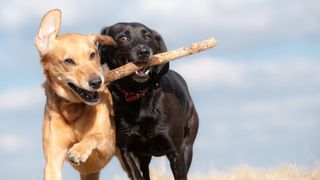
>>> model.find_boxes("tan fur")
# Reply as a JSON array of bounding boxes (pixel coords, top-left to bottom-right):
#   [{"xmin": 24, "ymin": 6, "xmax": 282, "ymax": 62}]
[{"xmin": 35, "ymin": 9, "xmax": 118, "ymax": 180}]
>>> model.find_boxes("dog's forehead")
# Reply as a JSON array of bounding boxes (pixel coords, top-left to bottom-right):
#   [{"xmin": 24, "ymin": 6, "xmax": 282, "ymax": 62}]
[
  {"xmin": 50, "ymin": 34, "xmax": 96, "ymax": 59},
  {"xmin": 56, "ymin": 34, "xmax": 95, "ymax": 50},
  {"xmin": 58, "ymin": 34, "xmax": 92, "ymax": 45},
  {"xmin": 111, "ymin": 23, "xmax": 151, "ymax": 35}
]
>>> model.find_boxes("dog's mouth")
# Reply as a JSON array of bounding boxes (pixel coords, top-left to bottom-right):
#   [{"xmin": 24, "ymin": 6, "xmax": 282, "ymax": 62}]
[
  {"xmin": 132, "ymin": 67, "xmax": 152, "ymax": 83},
  {"xmin": 67, "ymin": 82, "xmax": 99, "ymax": 104},
  {"xmin": 135, "ymin": 67, "xmax": 150, "ymax": 77},
  {"xmin": 117, "ymin": 56, "xmax": 152, "ymax": 83}
]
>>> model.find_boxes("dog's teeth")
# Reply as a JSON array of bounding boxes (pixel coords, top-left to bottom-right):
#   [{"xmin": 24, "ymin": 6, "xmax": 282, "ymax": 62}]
[{"xmin": 135, "ymin": 68, "xmax": 150, "ymax": 76}]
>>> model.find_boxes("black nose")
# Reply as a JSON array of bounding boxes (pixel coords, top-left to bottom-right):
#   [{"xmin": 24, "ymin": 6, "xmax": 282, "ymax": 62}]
[
  {"xmin": 138, "ymin": 47, "xmax": 150, "ymax": 58},
  {"xmin": 89, "ymin": 77, "xmax": 102, "ymax": 89},
  {"xmin": 132, "ymin": 44, "xmax": 153, "ymax": 63}
]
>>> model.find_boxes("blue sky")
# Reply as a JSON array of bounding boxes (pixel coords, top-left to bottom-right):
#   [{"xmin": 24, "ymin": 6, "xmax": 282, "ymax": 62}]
[{"xmin": 0, "ymin": 0, "xmax": 319, "ymax": 179}]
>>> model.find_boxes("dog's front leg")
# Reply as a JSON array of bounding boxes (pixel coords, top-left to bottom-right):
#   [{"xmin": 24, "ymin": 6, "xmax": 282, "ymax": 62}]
[
  {"xmin": 119, "ymin": 149, "xmax": 144, "ymax": 180},
  {"xmin": 167, "ymin": 152, "xmax": 188, "ymax": 180},
  {"xmin": 43, "ymin": 111, "xmax": 74, "ymax": 180},
  {"xmin": 67, "ymin": 133, "xmax": 107, "ymax": 165},
  {"xmin": 44, "ymin": 149, "xmax": 68, "ymax": 180}
]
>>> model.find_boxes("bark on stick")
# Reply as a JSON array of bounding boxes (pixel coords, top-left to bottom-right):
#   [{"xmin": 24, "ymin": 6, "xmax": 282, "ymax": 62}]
[{"xmin": 104, "ymin": 37, "xmax": 217, "ymax": 83}]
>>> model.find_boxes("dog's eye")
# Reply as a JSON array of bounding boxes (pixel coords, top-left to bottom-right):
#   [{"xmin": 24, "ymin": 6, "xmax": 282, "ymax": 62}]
[
  {"xmin": 89, "ymin": 52, "xmax": 96, "ymax": 60},
  {"xmin": 64, "ymin": 58, "xmax": 75, "ymax": 65},
  {"xmin": 145, "ymin": 35, "xmax": 152, "ymax": 41}
]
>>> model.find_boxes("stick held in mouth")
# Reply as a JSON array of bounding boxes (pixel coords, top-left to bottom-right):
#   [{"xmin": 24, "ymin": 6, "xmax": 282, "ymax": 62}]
[{"xmin": 104, "ymin": 37, "xmax": 217, "ymax": 83}]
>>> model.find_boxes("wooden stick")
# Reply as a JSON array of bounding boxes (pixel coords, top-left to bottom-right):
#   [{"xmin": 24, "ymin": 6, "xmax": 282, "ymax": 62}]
[{"xmin": 104, "ymin": 37, "xmax": 217, "ymax": 83}]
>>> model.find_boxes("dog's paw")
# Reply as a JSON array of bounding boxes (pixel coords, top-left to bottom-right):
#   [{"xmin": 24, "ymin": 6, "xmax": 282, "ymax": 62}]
[{"xmin": 67, "ymin": 143, "xmax": 92, "ymax": 165}]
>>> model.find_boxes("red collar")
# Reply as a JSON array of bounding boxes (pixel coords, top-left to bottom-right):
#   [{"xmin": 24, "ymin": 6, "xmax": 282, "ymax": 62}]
[{"xmin": 116, "ymin": 86, "xmax": 148, "ymax": 103}]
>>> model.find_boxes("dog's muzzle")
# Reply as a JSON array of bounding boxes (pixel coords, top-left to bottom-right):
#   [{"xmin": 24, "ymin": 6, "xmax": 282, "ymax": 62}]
[
  {"xmin": 67, "ymin": 82, "xmax": 100, "ymax": 105},
  {"xmin": 131, "ymin": 44, "xmax": 153, "ymax": 64}
]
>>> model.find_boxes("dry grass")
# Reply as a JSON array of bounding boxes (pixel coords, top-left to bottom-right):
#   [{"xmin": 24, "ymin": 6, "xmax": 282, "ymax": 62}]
[{"xmin": 149, "ymin": 165, "xmax": 320, "ymax": 180}]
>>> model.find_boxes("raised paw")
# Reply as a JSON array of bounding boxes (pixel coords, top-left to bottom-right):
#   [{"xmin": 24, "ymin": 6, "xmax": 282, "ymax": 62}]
[{"xmin": 67, "ymin": 143, "xmax": 93, "ymax": 165}]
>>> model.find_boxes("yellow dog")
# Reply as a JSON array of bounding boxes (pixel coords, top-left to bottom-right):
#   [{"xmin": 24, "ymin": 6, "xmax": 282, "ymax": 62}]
[{"xmin": 35, "ymin": 9, "xmax": 117, "ymax": 180}]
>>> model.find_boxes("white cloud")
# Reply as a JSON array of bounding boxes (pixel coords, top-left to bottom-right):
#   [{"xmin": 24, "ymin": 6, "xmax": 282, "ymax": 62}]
[
  {"xmin": 0, "ymin": 86, "xmax": 45, "ymax": 111},
  {"xmin": 174, "ymin": 57, "xmax": 248, "ymax": 89},
  {"xmin": 174, "ymin": 57, "xmax": 320, "ymax": 90},
  {"xmin": 241, "ymin": 95, "xmax": 320, "ymax": 117},
  {"xmin": 239, "ymin": 95, "xmax": 320, "ymax": 130},
  {"xmin": 198, "ymin": 93, "xmax": 320, "ymax": 148},
  {"xmin": 1, "ymin": 0, "xmax": 318, "ymax": 43},
  {"xmin": 0, "ymin": 1, "xmax": 47, "ymax": 28},
  {"xmin": 0, "ymin": 133, "xmax": 27, "ymax": 152},
  {"xmin": 118, "ymin": 0, "xmax": 320, "ymax": 40},
  {"xmin": 177, "ymin": 56, "xmax": 320, "ymax": 145},
  {"xmin": 0, "ymin": 0, "xmax": 93, "ymax": 29},
  {"xmin": 1, "ymin": 0, "xmax": 318, "ymax": 57}
]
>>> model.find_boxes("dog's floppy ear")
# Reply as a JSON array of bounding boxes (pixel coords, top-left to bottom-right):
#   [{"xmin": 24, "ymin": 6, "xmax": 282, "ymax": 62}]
[
  {"xmin": 151, "ymin": 29, "xmax": 167, "ymax": 53},
  {"xmin": 98, "ymin": 26, "xmax": 115, "ymax": 66},
  {"xmin": 35, "ymin": 9, "xmax": 61, "ymax": 57},
  {"xmin": 101, "ymin": 26, "xmax": 110, "ymax": 37},
  {"xmin": 92, "ymin": 34, "xmax": 117, "ymax": 48},
  {"xmin": 151, "ymin": 29, "xmax": 169, "ymax": 76},
  {"xmin": 98, "ymin": 26, "xmax": 112, "ymax": 49}
]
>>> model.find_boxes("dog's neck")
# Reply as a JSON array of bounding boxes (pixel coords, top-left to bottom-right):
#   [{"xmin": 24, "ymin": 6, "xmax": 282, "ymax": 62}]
[
  {"xmin": 111, "ymin": 79, "xmax": 160, "ymax": 103},
  {"xmin": 115, "ymin": 86, "xmax": 149, "ymax": 103},
  {"xmin": 43, "ymin": 81, "xmax": 86, "ymax": 123}
]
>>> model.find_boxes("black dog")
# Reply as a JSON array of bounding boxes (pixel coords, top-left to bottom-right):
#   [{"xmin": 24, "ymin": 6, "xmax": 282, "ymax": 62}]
[{"xmin": 99, "ymin": 22, "xmax": 199, "ymax": 180}]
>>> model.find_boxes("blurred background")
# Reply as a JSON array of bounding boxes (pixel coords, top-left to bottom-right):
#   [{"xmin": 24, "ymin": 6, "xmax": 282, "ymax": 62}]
[{"xmin": 0, "ymin": 0, "xmax": 319, "ymax": 179}]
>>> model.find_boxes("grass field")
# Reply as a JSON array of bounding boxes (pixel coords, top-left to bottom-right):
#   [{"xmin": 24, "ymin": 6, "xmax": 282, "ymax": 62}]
[{"xmin": 149, "ymin": 165, "xmax": 320, "ymax": 180}]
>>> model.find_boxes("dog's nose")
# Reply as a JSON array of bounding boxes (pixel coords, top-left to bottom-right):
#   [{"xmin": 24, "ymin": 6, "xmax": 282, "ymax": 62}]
[
  {"xmin": 132, "ymin": 44, "xmax": 153, "ymax": 63},
  {"xmin": 89, "ymin": 77, "xmax": 102, "ymax": 89},
  {"xmin": 138, "ymin": 47, "xmax": 150, "ymax": 58}
]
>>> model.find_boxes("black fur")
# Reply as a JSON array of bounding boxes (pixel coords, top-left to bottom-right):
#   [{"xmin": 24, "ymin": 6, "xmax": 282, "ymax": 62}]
[{"xmin": 100, "ymin": 22, "xmax": 199, "ymax": 180}]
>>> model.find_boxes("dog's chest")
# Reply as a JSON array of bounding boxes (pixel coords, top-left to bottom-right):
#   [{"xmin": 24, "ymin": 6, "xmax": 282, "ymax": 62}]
[
  {"xmin": 117, "ymin": 116, "xmax": 172, "ymax": 156},
  {"xmin": 59, "ymin": 102, "xmax": 85, "ymax": 122}
]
